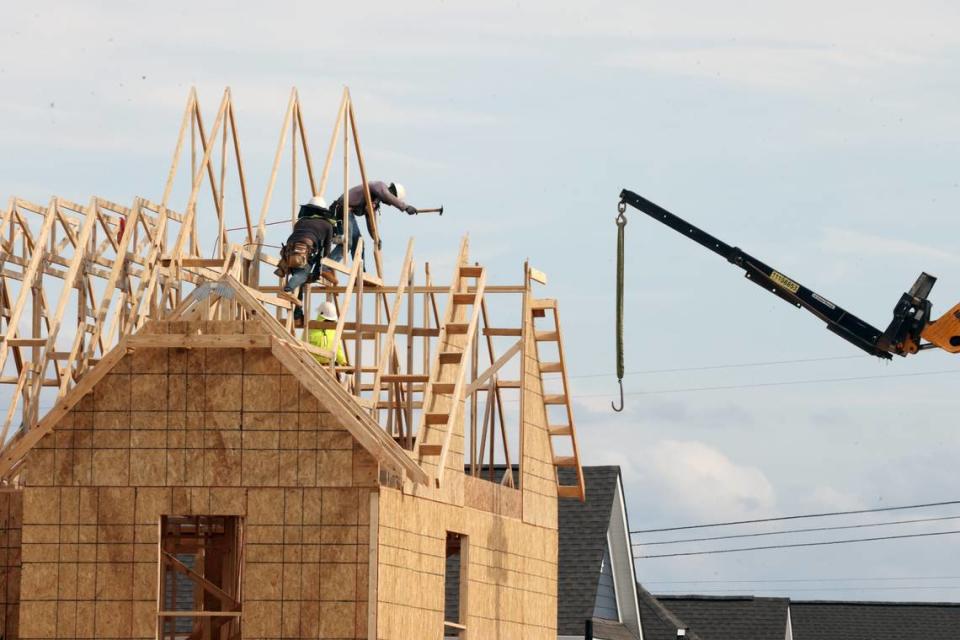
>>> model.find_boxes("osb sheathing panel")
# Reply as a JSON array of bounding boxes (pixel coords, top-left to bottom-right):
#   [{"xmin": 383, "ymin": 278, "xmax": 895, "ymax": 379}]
[
  {"xmin": 18, "ymin": 320, "xmax": 379, "ymax": 640},
  {"xmin": 376, "ymin": 486, "xmax": 557, "ymax": 640},
  {"xmin": 0, "ymin": 490, "xmax": 22, "ymax": 640},
  {"xmin": 463, "ymin": 476, "xmax": 521, "ymax": 520},
  {"xmin": 26, "ymin": 322, "xmax": 380, "ymax": 493},
  {"xmin": 19, "ymin": 486, "xmax": 372, "ymax": 639}
]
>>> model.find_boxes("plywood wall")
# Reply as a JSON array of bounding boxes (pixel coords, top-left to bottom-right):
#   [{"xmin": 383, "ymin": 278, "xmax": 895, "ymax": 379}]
[
  {"xmin": 17, "ymin": 320, "xmax": 379, "ymax": 640},
  {"xmin": 376, "ymin": 486, "xmax": 557, "ymax": 640},
  {"xmin": 0, "ymin": 490, "xmax": 22, "ymax": 640},
  {"xmin": 13, "ymin": 311, "xmax": 565, "ymax": 639},
  {"xmin": 376, "ymin": 288, "xmax": 561, "ymax": 639}
]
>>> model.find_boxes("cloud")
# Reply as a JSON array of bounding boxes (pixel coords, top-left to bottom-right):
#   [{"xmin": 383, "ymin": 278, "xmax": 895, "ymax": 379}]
[
  {"xmin": 820, "ymin": 226, "xmax": 959, "ymax": 264},
  {"xmin": 607, "ymin": 43, "xmax": 917, "ymax": 93},
  {"xmin": 632, "ymin": 439, "xmax": 776, "ymax": 522},
  {"xmin": 805, "ymin": 485, "xmax": 865, "ymax": 512}
]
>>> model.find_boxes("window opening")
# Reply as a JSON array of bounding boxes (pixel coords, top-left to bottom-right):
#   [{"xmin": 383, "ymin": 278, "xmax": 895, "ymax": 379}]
[
  {"xmin": 158, "ymin": 515, "xmax": 243, "ymax": 640},
  {"xmin": 443, "ymin": 531, "xmax": 468, "ymax": 638}
]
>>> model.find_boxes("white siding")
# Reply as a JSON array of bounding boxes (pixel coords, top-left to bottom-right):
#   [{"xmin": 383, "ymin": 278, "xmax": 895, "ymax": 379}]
[{"xmin": 593, "ymin": 545, "xmax": 620, "ymax": 620}]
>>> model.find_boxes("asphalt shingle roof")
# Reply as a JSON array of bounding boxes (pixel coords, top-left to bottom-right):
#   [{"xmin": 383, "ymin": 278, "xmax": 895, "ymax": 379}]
[
  {"xmin": 590, "ymin": 617, "xmax": 643, "ymax": 640},
  {"xmin": 556, "ymin": 466, "xmax": 620, "ymax": 636},
  {"xmin": 637, "ymin": 584, "xmax": 705, "ymax": 640},
  {"xmin": 791, "ymin": 600, "xmax": 960, "ymax": 640},
  {"xmin": 647, "ymin": 595, "xmax": 789, "ymax": 640}
]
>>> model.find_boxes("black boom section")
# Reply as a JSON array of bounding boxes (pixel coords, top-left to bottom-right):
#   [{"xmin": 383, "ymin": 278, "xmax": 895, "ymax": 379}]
[{"xmin": 618, "ymin": 189, "xmax": 892, "ymax": 359}]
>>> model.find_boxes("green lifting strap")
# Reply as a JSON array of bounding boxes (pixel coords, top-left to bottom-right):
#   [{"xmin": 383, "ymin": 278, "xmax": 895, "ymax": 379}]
[{"xmin": 613, "ymin": 205, "xmax": 627, "ymax": 412}]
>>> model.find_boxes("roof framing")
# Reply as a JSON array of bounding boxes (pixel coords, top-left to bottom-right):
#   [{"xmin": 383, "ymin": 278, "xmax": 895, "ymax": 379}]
[{"xmin": 0, "ymin": 87, "xmax": 585, "ymax": 497}]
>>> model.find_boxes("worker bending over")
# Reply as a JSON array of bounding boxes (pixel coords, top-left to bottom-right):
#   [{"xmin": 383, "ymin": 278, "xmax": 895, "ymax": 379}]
[
  {"xmin": 329, "ymin": 181, "xmax": 418, "ymax": 265},
  {"xmin": 278, "ymin": 196, "xmax": 339, "ymax": 294},
  {"xmin": 309, "ymin": 302, "xmax": 347, "ymax": 367}
]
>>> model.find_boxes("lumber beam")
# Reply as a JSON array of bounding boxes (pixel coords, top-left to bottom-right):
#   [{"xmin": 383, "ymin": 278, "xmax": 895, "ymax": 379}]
[{"xmin": 127, "ymin": 334, "xmax": 271, "ymax": 349}]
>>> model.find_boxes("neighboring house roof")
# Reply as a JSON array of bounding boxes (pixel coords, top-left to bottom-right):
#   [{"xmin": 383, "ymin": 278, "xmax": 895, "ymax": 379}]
[
  {"xmin": 791, "ymin": 600, "xmax": 960, "ymax": 639},
  {"xmin": 590, "ymin": 617, "xmax": 643, "ymax": 640},
  {"xmin": 557, "ymin": 466, "xmax": 640, "ymax": 639},
  {"xmin": 557, "ymin": 466, "xmax": 619, "ymax": 634},
  {"xmin": 648, "ymin": 595, "xmax": 790, "ymax": 640},
  {"xmin": 637, "ymin": 584, "xmax": 705, "ymax": 640}
]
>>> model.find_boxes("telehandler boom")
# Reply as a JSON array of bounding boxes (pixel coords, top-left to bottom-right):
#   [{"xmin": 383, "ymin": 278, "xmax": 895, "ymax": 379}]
[{"xmin": 618, "ymin": 189, "xmax": 960, "ymax": 360}]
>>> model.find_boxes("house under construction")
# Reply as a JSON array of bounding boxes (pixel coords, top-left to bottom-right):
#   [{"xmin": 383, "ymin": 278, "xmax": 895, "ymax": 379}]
[{"xmin": 0, "ymin": 88, "xmax": 585, "ymax": 639}]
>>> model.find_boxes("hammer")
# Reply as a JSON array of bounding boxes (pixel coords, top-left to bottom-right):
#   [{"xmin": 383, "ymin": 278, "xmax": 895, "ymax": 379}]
[{"xmin": 416, "ymin": 206, "xmax": 444, "ymax": 216}]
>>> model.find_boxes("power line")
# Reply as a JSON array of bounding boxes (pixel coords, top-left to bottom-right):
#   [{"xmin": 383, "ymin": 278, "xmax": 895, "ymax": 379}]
[
  {"xmin": 636, "ymin": 529, "xmax": 960, "ymax": 559},
  {"xmin": 574, "ymin": 368, "xmax": 960, "ymax": 398},
  {"xmin": 564, "ymin": 354, "xmax": 866, "ymax": 379},
  {"xmin": 225, "ymin": 219, "xmax": 290, "ymax": 232},
  {"xmin": 630, "ymin": 499, "xmax": 960, "ymax": 535},
  {"xmin": 644, "ymin": 576, "xmax": 960, "ymax": 585},
  {"xmin": 633, "ymin": 514, "xmax": 960, "ymax": 546},
  {"xmin": 652, "ymin": 585, "xmax": 960, "ymax": 593},
  {"xmin": 501, "ymin": 368, "xmax": 960, "ymax": 404}
]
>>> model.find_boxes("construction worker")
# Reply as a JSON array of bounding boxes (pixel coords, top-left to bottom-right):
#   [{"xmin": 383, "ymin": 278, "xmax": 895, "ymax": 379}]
[
  {"xmin": 328, "ymin": 181, "xmax": 418, "ymax": 265},
  {"xmin": 309, "ymin": 301, "xmax": 347, "ymax": 367},
  {"xmin": 277, "ymin": 195, "xmax": 339, "ymax": 294}
]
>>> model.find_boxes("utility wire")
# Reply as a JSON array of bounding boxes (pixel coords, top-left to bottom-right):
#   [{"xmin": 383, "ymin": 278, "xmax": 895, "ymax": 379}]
[
  {"xmin": 636, "ymin": 529, "xmax": 960, "ymax": 559},
  {"xmin": 576, "ymin": 368, "xmax": 960, "ymax": 398},
  {"xmin": 652, "ymin": 585, "xmax": 960, "ymax": 593},
  {"xmin": 633, "ymin": 514, "xmax": 960, "ymax": 546},
  {"xmin": 225, "ymin": 219, "xmax": 290, "ymax": 232},
  {"xmin": 565, "ymin": 354, "xmax": 866, "ymax": 378},
  {"xmin": 631, "ymin": 499, "xmax": 960, "ymax": 534},
  {"xmin": 501, "ymin": 368, "xmax": 960, "ymax": 404},
  {"xmin": 644, "ymin": 576, "xmax": 960, "ymax": 585}
]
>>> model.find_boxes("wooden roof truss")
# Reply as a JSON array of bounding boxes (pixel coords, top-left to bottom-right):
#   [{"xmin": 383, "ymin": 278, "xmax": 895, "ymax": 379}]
[{"xmin": 0, "ymin": 87, "xmax": 585, "ymax": 498}]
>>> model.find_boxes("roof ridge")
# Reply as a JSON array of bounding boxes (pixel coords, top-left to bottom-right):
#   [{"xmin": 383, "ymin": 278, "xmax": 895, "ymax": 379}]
[
  {"xmin": 793, "ymin": 599, "xmax": 960, "ymax": 607},
  {"xmin": 655, "ymin": 594, "xmax": 757, "ymax": 600}
]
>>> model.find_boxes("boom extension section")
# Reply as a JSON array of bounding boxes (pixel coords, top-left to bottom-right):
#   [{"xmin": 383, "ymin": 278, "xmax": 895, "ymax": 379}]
[{"xmin": 618, "ymin": 189, "xmax": 960, "ymax": 359}]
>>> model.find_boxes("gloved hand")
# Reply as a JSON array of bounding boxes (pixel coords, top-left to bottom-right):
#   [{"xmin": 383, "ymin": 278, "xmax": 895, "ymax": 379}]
[{"xmin": 405, "ymin": 205, "xmax": 418, "ymax": 215}]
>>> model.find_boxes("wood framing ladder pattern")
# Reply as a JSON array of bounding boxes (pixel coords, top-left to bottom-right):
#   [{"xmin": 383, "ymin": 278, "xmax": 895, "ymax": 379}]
[
  {"xmin": 531, "ymin": 297, "xmax": 586, "ymax": 501},
  {"xmin": 0, "ymin": 87, "xmax": 587, "ymax": 506},
  {"xmin": 415, "ymin": 242, "xmax": 487, "ymax": 487}
]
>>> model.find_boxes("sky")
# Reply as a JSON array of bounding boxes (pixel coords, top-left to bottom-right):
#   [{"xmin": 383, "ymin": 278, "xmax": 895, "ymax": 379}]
[{"xmin": 2, "ymin": 1, "xmax": 960, "ymax": 602}]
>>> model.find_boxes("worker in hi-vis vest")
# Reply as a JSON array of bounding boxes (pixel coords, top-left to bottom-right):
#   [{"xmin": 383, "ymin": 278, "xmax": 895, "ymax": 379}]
[{"xmin": 309, "ymin": 301, "xmax": 347, "ymax": 366}]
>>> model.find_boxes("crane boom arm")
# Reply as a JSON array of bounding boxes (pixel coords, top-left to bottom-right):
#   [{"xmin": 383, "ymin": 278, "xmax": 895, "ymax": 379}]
[{"xmin": 618, "ymin": 189, "xmax": 895, "ymax": 359}]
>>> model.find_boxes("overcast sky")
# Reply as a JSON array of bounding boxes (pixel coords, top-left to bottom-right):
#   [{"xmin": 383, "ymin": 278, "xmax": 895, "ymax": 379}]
[{"xmin": 2, "ymin": 1, "xmax": 959, "ymax": 602}]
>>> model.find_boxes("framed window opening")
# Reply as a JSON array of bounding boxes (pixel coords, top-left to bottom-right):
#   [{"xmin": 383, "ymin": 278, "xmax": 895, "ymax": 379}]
[
  {"xmin": 157, "ymin": 515, "xmax": 244, "ymax": 640},
  {"xmin": 443, "ymin": 531, "xmax": 469, "ymax": 639}
]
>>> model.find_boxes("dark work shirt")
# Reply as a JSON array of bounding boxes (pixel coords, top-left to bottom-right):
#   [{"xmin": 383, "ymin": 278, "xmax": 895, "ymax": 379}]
[{"xmin": 287, "ymin": 217, "xmax": 333, "ymax": 261}]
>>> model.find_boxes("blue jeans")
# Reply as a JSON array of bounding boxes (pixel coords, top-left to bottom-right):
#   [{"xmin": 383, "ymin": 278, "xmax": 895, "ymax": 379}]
[
  {"xmin": 284, "ymin": 267, "xmax": 309, "ymax": 292},
  {"xmin": 328, "ymin": 213, "xmax": 364, "ymax": 265}
]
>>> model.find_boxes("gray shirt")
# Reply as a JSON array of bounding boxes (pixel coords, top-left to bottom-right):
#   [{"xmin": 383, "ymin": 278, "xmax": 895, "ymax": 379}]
[{"xmin": 334, "ymin": 181, "xmax": 407, "ymax": 215}]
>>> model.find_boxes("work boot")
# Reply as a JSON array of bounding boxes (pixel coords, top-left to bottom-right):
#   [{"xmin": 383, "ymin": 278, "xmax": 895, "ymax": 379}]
[
  {"xmin": 293, "ymin": 306, "xmax": 304, "ymax": 322},
  {"xmin": 321, "ymin": 270, "xmax": 338, "ymax": 286}
]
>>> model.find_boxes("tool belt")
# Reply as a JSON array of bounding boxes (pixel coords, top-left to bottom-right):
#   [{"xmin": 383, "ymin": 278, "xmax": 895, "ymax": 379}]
[
  {"xmin": 274, "ymin": 239, "xmax": 316, "ymax": 277},
  {"xmin": 330, "ymin": 199, "xmax": 378, "ymax": 221}
]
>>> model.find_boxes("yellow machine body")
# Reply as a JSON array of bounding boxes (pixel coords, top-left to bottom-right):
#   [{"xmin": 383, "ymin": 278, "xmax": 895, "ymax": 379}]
[{"xmin": 921, "ymin": 302, "xmax": 960, "ymax": 353}]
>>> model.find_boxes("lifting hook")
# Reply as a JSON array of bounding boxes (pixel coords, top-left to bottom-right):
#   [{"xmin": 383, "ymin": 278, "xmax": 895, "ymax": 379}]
[
  {"xmin": 611, "ymin": 378, "xmax": 624, "ymax": 412},
  {"xmin": 612, "ymin": 199, "xmax": 627, "ymax": 412}
]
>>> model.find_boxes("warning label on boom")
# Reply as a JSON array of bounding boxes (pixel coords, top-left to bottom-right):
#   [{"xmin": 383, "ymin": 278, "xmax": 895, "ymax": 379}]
[{"xmin": 770, "ymin": 271, "xmax": 800, "ymax": 294}]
